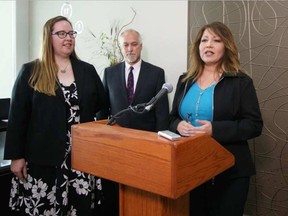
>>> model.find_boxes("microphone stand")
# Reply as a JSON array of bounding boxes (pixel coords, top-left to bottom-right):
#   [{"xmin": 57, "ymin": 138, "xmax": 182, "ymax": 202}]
[{"xmin": 106, "ymin": 103, "xmax": 148, "ymax": 126}]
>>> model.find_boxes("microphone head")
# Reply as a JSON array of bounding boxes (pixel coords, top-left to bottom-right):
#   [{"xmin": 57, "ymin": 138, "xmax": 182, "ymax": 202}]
[{"xmin": 162, "ymin": 83, "xmax": 173, "ymax": 93}]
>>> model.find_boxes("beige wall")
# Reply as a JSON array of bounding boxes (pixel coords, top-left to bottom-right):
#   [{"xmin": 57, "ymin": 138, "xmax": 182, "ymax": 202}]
[
  {"xmin": 0, "ymin": 1, "xmax": 15, "ymax": 98},
  {"xmin": 1, "ymin": 0, "xmax": 188, "ymax": 105},
  {"xmin": 0, "ymin": 1, "xmax": 29, "ymax": 98},
  {"xmin": 188, "ymin": 1, "xmax": 288, "ymax": 215},
  {"xmin": 29, "ymin": 1, "xmax": 188, "ymax": 106}
]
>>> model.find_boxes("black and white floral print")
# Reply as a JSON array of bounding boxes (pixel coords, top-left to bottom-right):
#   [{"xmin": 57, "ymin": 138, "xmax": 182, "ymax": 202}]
[{"xmin": 9, "ymin": 82, "xmax": 102, "ymax": 216}]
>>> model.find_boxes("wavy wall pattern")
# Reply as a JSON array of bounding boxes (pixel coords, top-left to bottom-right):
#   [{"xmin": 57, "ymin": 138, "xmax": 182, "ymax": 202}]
[{"xmin": 188, "ymin": 1, "xmax": 288, "ymax": 215}]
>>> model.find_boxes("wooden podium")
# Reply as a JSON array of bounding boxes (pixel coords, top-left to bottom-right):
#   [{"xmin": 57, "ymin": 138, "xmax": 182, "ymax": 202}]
[{"xmin": 71, "ymin": 120, "xmax": 234, "ymax": 216}]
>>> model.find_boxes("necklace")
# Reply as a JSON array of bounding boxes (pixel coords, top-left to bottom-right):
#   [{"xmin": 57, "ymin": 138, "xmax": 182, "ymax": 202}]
[
  {"xmin": 198, "ymin": 71, "xmax": 221, "ymax": 90},
  {"xmin": 194, "ymin": 82, "xmax": 216, "ymax": 120},
  {"xmin": 198, "ymin": 77, "xmax": 215, "ymax": 90},
  {"xmin": 59, "ymin": 61, "xmax": 70, "ymax": 73}
]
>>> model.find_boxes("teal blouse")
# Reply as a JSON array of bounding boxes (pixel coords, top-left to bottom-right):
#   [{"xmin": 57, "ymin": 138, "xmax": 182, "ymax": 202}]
[{"xmin": 180, "ymin": 82, "xmax": 216, "ymax": 126}]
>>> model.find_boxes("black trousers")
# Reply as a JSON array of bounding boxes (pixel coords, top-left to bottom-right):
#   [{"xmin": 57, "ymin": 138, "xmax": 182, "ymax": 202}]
[{"xmin": 189, "ymin": 176, "xmax": 250, "ymax": 216}]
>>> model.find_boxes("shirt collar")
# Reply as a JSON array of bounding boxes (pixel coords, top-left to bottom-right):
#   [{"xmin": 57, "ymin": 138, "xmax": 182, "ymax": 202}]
[{"xmin": 125, "ymin": 60, "xmax": 142, "ymax": 72}]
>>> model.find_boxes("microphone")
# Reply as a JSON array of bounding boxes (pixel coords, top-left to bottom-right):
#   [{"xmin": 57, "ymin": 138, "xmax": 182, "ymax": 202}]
[
  {"xmin": 145, "ymin": 83, "xmax": 173, "ymax": 111},
  {"xmin": 107, "ymin": 83, "xmax": 173, "ymax": 126}
]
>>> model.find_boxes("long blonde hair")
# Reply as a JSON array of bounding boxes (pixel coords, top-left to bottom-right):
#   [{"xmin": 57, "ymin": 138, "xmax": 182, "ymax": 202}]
[
  {"xmin": 183, "ymin": 21, "xmax": 243, "ymax": 82},
  {"xmin": 29, "ymin": 16, "xmax": 78, "ymax": 96}
]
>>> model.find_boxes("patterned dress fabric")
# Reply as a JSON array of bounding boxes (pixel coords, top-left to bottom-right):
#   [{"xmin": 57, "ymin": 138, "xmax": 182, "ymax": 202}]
[{"xmin": 9, "ymin": 82, "xmax": 102, "ymax": 216}]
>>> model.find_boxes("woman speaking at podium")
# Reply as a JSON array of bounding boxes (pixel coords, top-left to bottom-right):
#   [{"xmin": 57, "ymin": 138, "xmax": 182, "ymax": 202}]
[{"xmin": 169, "ymin": 21, "xmax": 263, "ymax": 216}]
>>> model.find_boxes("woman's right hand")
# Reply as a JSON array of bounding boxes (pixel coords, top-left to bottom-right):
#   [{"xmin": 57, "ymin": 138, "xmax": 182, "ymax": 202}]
[
  {"xmin": 177, "ymin": 120, "xmax": 209, "ymax": 137},
  {"xmin": 177, "ymin": 120, "xmax": 194, "ymax": 137},
  {"xmin": 10, "ymin": 158, "xmax": 27, "ymax": 182}
]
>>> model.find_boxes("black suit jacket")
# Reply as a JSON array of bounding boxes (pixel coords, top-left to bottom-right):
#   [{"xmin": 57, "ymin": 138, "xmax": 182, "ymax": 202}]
[
  {"xmin": 169, "ymin": 72, "xmax": 263, "ymax": 178},
  {"xmin": 4, "ymin": 58, "xmax": 108, "ymax": 165},
  {"xmin": 100, "ymin": 61, "xmax": 169, "ymax": 132}
]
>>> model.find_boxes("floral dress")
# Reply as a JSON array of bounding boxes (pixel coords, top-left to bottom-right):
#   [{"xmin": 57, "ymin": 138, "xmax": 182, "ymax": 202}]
[{"xmin": 9, "ymin": 82, "xmax": 102, "ymax": 216}]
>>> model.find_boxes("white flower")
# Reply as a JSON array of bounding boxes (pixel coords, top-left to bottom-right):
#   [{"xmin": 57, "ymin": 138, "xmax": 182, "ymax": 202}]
[
  {"xmin": 71, "ymin": 169, "xmax": 85, "ymax": 178},
  {"xmin": 47, "ymin": 185, "xmax": 56, "ymax": 204},
  {"xmin": 96, "ymin": 178, "xmax": 102, "ymax": 190},
  {"xmin": 43, "ymin": 207, "xmax": 57, "ymax": 216},
  {"xmin": 10, "ymin": 177, "xmax": 18, "ymax": 198},
  {"xmin": 73, "ymin": 179, "xmax": 89, "ymax": 195},
  {"xmin": 62, "ymin": 191, "xmax": 68, "ymax": 206},
  {"xmin": 23, "ymin": 174, "xmax": 33, "ymax": 190},
  {"xmin": 70, "ymin": 206, "xmax": 77, "ymax": 216},
  {"xmin": 31, "ymin": 180, "xmax": 48, "ymax": 199}
]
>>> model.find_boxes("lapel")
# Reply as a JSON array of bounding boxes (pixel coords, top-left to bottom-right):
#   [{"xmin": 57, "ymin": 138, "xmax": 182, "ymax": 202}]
[
  {"xmin": 118, "ymin": 62, "xmax": 130, "ymax": 104},
  {"xmin": 134, "ymin": 61, "xmax": 148, "ymax": 99},
  {"xmin": 119, "ymin": 62, "xmax": 127, "ymax": 93},
  {"xmin": 72, "ymin": 59, "xmax": 84, "ymax": 104},
  {"xmin": 55, "ymin": 85, "xmax": 65, "ymax": 103}
]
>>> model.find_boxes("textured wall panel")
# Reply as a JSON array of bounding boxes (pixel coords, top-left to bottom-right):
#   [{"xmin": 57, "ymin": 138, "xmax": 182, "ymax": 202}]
[{"xmin": 188, "ymin": 1, "xmax": 288, "ymax": 215}]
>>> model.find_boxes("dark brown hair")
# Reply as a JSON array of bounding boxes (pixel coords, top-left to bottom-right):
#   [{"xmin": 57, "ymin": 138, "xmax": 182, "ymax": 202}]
[{"xmin": 183, "ymin": 21, "xmax": 243, "ymax": 82}]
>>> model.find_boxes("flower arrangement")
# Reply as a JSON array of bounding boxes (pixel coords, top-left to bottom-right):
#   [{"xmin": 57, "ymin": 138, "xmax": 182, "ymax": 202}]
[
  {"xmin": 89, "ymin": 8, "xmax": 136, "ymax": 66},
  {"xmin": 98, "ymin": 24, "xmax": 123, "ymax": 66}
]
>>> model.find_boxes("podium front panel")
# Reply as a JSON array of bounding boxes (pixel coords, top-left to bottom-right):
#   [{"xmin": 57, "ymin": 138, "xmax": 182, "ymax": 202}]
[{"xmin": 71, "ymin": 121, "xmax": 234, "ymax": 199}]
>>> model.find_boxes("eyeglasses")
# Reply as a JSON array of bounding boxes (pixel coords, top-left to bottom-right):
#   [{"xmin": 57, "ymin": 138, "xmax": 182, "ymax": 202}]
[{"xmin": 51, "ymin": 31, "xmax": 77, "ymax": 39}]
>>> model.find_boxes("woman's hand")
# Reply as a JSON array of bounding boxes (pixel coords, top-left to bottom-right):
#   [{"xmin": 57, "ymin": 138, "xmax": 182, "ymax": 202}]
[
  {"xmin": 10, "ymin": 158, "xmax": 27, "ymax": 182},
  {"xmin": 177, "ymin": 120, "xmax": 195, "ymax": 136},
  {"xmin": 196, "ymin": 120, "xmax": 213, "ymax": 135},
  {"xmin": 177, "ymin": 120, "xmax": 212, "ymax": 136}
]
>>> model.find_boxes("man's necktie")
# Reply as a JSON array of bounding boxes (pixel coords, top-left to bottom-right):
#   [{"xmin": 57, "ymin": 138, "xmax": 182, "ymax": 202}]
[{"xmin": 126, "ymin": 66, "xmax": 134, "ymax": 104}]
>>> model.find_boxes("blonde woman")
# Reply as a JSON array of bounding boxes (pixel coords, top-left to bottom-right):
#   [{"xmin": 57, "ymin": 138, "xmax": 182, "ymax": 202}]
[{"xmin": 5, "ymin": 16, "xmax": 108, "ymax": 215}]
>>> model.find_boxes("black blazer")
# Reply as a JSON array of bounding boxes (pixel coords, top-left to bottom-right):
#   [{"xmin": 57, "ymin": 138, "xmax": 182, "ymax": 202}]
[
  {"xmin": 100, "ymin": 61, "xmax": 169, "ymax": 132},
  {"xmin": 169, "ymin": 72, "xmax": 263, "ymax": 178},
  {"xmin": 4, "ymin": 58, "xmax": 108, "ymax": 165}
]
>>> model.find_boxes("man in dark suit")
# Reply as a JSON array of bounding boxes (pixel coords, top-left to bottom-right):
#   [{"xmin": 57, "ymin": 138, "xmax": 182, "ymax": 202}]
[
  {"xmin": 102, "ymin": 29, "xmax": 169, "ymax": 131},
  {"xmin": 100, "ymin": 29, "xmax": 170, "ymax": 215}
]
